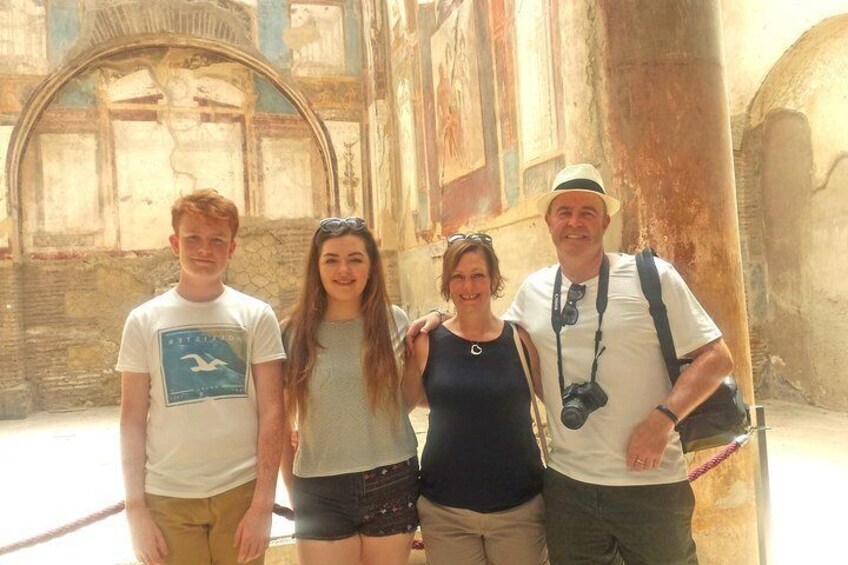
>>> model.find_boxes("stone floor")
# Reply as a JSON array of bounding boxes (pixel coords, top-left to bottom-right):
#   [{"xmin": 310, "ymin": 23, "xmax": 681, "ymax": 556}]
[{"xmin": 0, "ymin": 399, "xmax": 845, "ymax": 564}]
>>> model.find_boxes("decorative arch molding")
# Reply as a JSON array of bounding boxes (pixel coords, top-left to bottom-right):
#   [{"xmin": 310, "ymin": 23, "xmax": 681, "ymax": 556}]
[{"xmin": 4, "ymin": 33, "xmax": 338, "ymax": 262}]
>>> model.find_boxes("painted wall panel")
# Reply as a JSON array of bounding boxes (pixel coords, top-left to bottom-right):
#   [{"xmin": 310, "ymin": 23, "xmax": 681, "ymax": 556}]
[
  {"xmin": 514, "ymin": 0, "xmax": 557, "ymax": 163},
  {"xmin": 0, "ymin": 0, "xmax": 48, "ymax": 74},
  {"xmin": 325, "ymin": 120, "xmax": 362, "ymax": 217},
  {"xmin": 395, "ymin": 77, "xmax": 418, "ymax": 217},
  {"xmin": 113, "ymin": 120, "xmax": 246, "ymax": 250},
  {"xmin": 289, "ymin": 2, "xmax": 346, "ymax": 76},
  {"xmin": 39, "ymin": 133, "xmax": 99, "ymax": 234},
  {"xmin": 259, "ymin": 136, "xmax": 313, "ymax": 219},
  {"xmin": 368, "ymin": 100, "xmax": 393, "ymax": 243},
  {"xmin": 429, "ymin": 0, "xmax": 485, "ymax": 184}
]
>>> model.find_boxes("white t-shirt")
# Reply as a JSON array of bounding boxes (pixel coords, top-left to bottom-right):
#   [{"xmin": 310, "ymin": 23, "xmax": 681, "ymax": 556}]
[
  {"xmin": 504, "ymin": 254, "xmax": 721, "ymax": 486},
  {"xmin": 116, "ymin": 286, "xmax": 286, "ymax": 498}
]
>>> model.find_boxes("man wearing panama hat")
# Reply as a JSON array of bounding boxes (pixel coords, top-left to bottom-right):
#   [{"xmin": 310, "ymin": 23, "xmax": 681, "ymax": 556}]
[{"xmin": 410, "ymin": 163, "xmax": 733, "ymax": 563}]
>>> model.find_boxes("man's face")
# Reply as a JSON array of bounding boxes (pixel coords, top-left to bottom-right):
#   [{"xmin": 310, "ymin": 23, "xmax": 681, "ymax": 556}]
[
  {"xmin": 169, "ymin": 213, "xmax": 236, "ymax": 282},
  {"xmin": 545, "ymin": 191, "xmax": 610, "ymax": 256}
]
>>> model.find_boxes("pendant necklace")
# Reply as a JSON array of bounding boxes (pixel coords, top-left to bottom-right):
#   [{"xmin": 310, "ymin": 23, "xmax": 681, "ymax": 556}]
[{"xmin": 470, "ymin": 343, "xmax": 482, "ymax": 356}]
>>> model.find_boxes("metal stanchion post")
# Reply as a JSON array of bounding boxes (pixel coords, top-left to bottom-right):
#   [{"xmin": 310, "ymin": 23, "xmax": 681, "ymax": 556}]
[{"xmin": 753, "ymin": 405, "xmax": 772, "ymax": 565}]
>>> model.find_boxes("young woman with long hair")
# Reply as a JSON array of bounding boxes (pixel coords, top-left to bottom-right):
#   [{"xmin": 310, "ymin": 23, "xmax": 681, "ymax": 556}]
[
  {"xmin": 404, "ymin": 233, "xmax": 548, "ymax": 564},
  {"xmin": 281, "ymin": 217, "xmax": 418, "ymax": 565}
]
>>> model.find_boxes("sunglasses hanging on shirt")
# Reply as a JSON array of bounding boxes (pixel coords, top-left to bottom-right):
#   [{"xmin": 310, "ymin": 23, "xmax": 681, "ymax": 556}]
[{"xmin": 551, "ymin": 256, "xmax": 610, "ymax": 430}]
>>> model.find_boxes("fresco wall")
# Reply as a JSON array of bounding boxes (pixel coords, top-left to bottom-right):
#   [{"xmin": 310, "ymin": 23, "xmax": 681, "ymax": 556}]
[
  {"xmin": 0, "ymin": 0, "xmax": 380, "ymax": 414},
  {"xmin": 386, "ymin": 0, "xmax": 570, "ymax": 316},
  {"xmin": 2, "ymin": 0, "xmax": 846, "ymax": 416},
  {"xmin": 732, "ymin": 14, "xmax": 848, "ymax": 410}
]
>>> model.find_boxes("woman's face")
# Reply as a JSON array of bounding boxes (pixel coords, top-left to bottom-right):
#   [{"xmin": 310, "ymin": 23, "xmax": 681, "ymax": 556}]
[
  {"xmin": 448, "ymin": 250, "xmax": 492, "ymax": 311},
  {"xmin": 318, "ymin": 234, "xmax": 371, "ymax": 306}
]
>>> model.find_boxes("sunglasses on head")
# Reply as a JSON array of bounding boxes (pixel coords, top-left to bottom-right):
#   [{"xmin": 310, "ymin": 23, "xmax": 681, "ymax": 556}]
[
  {"xmin": 317, "ymin": 217, "xmax": 367, "ymax": 236},
  {"xmin": 446, "ymin": 232, "xmax": 493, "ymax": 246}
]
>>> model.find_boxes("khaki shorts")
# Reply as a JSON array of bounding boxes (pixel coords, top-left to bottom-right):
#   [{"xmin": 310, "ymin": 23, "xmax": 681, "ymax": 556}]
[
  {"xmin": 145, "ymin": 480, "xmax": 262, "ymax": 565},
  {"xmin": 418, "ymin": 494, "xmax": 549, "ymax": 565}
]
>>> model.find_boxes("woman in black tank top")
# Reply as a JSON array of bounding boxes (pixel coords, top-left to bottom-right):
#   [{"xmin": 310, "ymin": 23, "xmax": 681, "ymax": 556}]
[{"xmin": 404, "ymin": 233, "xmax": 549, "ymax": 565}]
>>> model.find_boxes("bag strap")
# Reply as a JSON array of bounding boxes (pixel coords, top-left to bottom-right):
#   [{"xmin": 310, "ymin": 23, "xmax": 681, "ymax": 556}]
[
  {"xmin": 511, "ymin": 322, "xmax": 550, "ymax": 465},
  {"xmin": 634, "ymin": 248, "xmax": 681, "ymax": 385}
]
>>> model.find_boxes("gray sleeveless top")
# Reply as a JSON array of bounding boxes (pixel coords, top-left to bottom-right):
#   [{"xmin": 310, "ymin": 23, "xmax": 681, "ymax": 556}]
[{"xmin": 293, "ymin": 306, "xmax": 417, "ymax": 477}]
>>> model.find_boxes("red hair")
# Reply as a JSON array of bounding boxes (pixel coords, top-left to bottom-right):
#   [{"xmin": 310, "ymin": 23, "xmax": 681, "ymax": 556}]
[{"xmin": 171, "ymin": 189, "xmax": 239, "ymax": 235}]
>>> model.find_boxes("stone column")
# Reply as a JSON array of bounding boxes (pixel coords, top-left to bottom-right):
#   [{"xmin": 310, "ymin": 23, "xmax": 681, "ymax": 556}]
[
  {"xmin": 600, "ymin": 1, "xmax": 759, "ymax": 563},
  {"xmin": 0, "ymin": 261, "xmax": 29, "ymax": 419}
]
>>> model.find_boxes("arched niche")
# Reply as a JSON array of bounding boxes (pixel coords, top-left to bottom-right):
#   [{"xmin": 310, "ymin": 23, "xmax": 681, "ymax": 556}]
[
  {"xmin": 4, "ymin": 33, "xmax": 338, "ymax": 262},
  {"xmin": 740, "ymin": 14, "xmax": 848, "ymax": 409}
]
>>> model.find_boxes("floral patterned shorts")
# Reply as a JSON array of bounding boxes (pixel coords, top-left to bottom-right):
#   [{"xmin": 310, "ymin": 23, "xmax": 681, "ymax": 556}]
[{"xmin": 293, "ymin": 457, "xmax": 420, "ymax": 540}]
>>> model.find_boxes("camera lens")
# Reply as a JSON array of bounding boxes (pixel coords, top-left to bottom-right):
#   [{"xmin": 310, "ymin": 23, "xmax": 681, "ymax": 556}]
[{"xmin": 561, "ymin": 402, "xmax": 588, "ymax": 430}]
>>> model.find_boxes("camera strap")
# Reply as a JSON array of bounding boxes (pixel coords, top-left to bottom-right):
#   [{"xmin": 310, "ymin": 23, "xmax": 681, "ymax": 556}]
[{"xmin": 551, "ymin": 255, "xmax": 610, "ymax": 397}]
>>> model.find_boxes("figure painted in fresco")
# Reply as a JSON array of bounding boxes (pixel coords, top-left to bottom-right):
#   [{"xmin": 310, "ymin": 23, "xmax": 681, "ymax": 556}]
[
  {"xmin": 436, "ymin": 43, "xmax": 463, "ymax": 180},
  {"xmin": 452, "ymin": 31, "xmax": 470, "ymax": 165},
  {"xmin": 430, "ymin": 0, "xmax": 485, "ymax": 185}
]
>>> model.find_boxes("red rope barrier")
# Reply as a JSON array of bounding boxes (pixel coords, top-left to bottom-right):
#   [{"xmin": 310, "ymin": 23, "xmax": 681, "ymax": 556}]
[
  {"xmin": 0, "ymin": 502, "xmax": 296, "ymax": 557},
  {"xmin": 0, "ymin": 433, "xmax": 753, "ymax": 557},
  {"xmin": 688, "ymin": 433, "xmax": 751, "ymax": 483},
  {"xmin": 0, "ymin": 502, "xmax": 126, "ymax": 556},
  {"xmin": 272, "ymin": 503, "xmax": 295, "ymax": 521}
]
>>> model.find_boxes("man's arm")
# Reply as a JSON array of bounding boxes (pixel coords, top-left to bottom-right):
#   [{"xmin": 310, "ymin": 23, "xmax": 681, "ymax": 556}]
[
  {"xmin": 234, "ymin": 359, "xmax": 285, "ymax": 564},
  {"xmin": 404, "ymin": 311, "xmax": 448, "ymax": 350},
  {"xmin": 120, "ymin": 372, "xmax": 168, "ymax": 565},
  {"xmin": 626, "ymin": 337, "xmax": 733, "ymax": 471}
]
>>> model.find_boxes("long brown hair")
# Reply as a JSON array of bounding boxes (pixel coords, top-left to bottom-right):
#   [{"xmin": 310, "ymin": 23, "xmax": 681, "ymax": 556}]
[{"xmin": 283, "ymin": 222, "xmax": 401, "ymax": 425}]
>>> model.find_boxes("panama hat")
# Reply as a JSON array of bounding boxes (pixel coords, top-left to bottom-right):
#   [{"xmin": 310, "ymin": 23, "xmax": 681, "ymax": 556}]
[{"xmin": 537, "ymin": 163, "xmax": 621, "ymax": 217}]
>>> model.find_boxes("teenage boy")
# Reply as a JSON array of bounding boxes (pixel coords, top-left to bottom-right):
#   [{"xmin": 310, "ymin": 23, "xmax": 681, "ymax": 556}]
[{"xmin": 118, "ymin": 190, "xmax": 286, "ymax": 565}]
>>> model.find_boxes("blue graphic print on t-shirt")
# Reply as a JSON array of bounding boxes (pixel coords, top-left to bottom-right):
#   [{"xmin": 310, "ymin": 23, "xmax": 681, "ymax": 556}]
[{"xmin": 159, "ymin": 325, "xmax": 249, "ymax": 405}]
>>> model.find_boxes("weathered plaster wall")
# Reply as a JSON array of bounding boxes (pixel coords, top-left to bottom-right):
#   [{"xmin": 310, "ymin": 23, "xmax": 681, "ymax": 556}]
[
  {"xmin": 720, "ymin": 0, "xmax": 848, "ymax": 116},
  {"xmin": 732, "ymin": 15, "xmax": 848, "ymax": 410}
]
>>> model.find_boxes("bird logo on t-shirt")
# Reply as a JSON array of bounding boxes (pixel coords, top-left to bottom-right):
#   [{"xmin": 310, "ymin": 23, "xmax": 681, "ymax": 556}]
[{"xmin": 180, "ymin": 354, "xmax": 229, "ymax": 372}]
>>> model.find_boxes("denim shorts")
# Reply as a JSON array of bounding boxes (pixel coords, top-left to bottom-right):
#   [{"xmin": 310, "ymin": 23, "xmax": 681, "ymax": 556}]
[{"xmin": 292, "ymin": 456, "xmax": 420, "ymax": 540}]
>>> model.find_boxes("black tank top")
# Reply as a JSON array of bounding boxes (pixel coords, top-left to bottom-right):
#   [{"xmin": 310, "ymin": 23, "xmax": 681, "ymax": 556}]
[{"xmin": 420, "ymin": 323, "xmax": 543, "ymax": 512}]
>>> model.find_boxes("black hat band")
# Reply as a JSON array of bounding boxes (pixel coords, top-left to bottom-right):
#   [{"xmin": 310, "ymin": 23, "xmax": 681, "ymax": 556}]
[{"xmin": 553, "ymin": 178, "xmax": 605, "ymax": 195}]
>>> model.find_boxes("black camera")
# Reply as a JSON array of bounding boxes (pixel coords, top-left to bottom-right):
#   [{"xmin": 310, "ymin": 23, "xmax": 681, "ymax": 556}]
[{"xmin": 560, "ymin": 381, "xmax": 608, "ymax": 430}]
